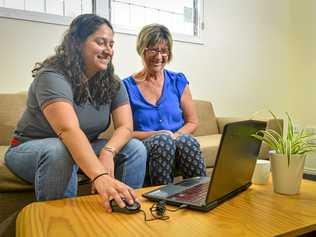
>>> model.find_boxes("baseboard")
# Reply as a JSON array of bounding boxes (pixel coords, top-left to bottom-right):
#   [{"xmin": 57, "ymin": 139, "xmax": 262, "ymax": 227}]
[{"xmin": 303, "ymin": 173, "xmax": 316, "ymax": 181}]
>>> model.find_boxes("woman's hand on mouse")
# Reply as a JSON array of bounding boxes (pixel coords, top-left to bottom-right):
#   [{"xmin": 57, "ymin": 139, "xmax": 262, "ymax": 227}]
[
  {"xmin": 93, "ymin": 174, "xmax": 138, "ymax": 212},
  {"xmin": 91, "ymin": 151, "xmax": 115, "ymax": 195}
]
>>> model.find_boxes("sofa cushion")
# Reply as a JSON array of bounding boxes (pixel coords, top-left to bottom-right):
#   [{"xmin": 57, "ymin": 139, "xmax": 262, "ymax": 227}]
[
  {"xmin": 0, "ymin": 146, "xmax": 33, "ymax": 192},
  {"xmin": 193, "ymin": 100, "xmax": 219, "ymax": 136},
  {"xmin": 196, "ymin": 134, "xmax": 221, "ymax": 168},
  {"xmin": 0, "ymin": 93, "xmax": 27, "ymax": 145}
]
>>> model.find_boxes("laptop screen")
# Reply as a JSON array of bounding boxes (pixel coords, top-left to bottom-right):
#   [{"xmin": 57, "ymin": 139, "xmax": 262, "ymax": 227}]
[{"xmin": 206, "ymin": 120, "xmax": 266, "ymax": 204}]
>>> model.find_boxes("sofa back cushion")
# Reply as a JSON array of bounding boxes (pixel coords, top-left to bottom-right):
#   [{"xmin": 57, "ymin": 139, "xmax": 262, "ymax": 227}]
[
  {"xmin": 100, "ymin": 100, "xmax": 219, "ymax": 139},
  {"xmin": 0, "ymin": 93, "xmax": 218, "ymax": 144},
  {"xmin": 0, "ymin": 93, "xmax": 27, "ymax": 145},
  {"xmin": 193, "ymin": 100, "xmax": 219, "ymax": 136}
]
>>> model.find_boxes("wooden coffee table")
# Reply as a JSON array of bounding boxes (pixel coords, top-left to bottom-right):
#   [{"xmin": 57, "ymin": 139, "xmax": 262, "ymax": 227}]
[{"xmin": 16, "ymin": 178, "xmax": 316, "ymax": 237}]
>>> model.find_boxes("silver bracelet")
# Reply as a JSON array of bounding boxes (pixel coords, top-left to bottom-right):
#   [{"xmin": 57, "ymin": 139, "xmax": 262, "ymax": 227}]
[{"xmin": 102, "ymin": 146, "xmax": 117, "ymax": 156}]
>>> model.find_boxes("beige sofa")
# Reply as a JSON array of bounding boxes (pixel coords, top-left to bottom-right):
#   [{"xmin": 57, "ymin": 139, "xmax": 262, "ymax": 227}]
[{"xmin": 0, "ymin": 93, "xmax": 281, "ymax": 237}]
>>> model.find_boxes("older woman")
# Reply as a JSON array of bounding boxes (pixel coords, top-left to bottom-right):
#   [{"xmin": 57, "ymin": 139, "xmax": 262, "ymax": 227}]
[
  {"xmin": 4, "ymin": 14, "xmax": 146, "ymax": 211},
  {"xmin": 123, "ymin": 24, "xmax": 206, "ymax": 186}
]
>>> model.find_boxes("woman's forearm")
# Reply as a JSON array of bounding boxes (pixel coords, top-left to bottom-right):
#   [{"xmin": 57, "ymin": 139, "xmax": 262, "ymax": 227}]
[
  {"xmin": 59, "ymin": 128, "xmax": 106, "ymax": 180},
  {"xmin": 104, "ymin": 126, "xmax": 132, "ymax": 153},
  {"xmin": 176, "ymin": 121, "xmax": 198, "ymax": 135},
  {"xmin": 132, "ymin": 130, "xmax": 158, "ymax": 140},
  {"xmin": 132, "ymin": 123, "xmax": 199, "ymax": 140}
]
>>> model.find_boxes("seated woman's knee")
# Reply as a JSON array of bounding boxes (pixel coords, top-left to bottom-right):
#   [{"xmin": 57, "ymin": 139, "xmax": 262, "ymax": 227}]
[
  {"xmin": 41, "ymin": 138, "xmax": 74, "ymax": 166},
  {"xmin": 176, "ymin": 134, "xmax": 200, "ymax": 146},
  {"xmin": 126, "ymin": 138, "xmax": 147, "ymax": 160},
  {"xmin": 154, "ymin": 133, "xmax": 175, "ymax": 145},
  {"xmin": 132, "ymin": 138, "xmax": 147, "ymax": 155}
]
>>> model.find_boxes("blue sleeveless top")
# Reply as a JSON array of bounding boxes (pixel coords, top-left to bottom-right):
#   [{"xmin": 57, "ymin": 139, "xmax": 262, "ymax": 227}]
[{"xmin": 123, "ymin": 69, "xmax": 189, "ymax": 132}]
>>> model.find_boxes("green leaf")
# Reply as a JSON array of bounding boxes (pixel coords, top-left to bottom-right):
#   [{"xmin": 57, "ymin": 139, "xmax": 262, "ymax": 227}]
[
  {"xmin": 252, "ymin": 111, "xmax": 316, "ymax": 166},
  {"xmin": 252, "ymin": 130, "xmax": 281, "ymax": 152},
  {"xmin": 286, "ymin": 112, "xmax": 294, "ymax": 141}
]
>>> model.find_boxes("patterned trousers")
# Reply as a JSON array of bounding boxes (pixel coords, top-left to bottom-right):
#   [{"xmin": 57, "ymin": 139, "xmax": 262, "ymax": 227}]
[{"xmin": 143, "ymin": 133, "xmax": 206, "ymax": 186}]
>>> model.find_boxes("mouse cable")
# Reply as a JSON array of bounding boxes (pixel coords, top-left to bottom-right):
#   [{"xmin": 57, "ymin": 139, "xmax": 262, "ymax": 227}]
[
  {"xmin": 139, "ymin": 209, "xmax": 169, "ymax": 222},
  {"xmin": 166, "ymin": 204, "xmax": 188, "ymax": 212},
  {"xmin": 139, "ymin": 201, "xmax": 188, "ymax": 222}
]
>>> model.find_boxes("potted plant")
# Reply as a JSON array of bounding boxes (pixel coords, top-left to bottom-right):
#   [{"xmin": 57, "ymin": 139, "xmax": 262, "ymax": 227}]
[{"xmin": 252, "ymin": 112, "xmax": 316, "ymax": 195}]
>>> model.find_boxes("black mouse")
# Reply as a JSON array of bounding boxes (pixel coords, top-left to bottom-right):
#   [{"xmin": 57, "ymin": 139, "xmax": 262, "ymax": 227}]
[{"xmin": 110, "ymin": 198, "xmax": 141, "ymax": 214}]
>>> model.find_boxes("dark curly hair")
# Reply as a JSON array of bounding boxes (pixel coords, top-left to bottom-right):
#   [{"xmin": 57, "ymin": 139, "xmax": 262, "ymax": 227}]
[{"xmin": 32, "ymin": 14, "xmax": 120, "ymax": 106}]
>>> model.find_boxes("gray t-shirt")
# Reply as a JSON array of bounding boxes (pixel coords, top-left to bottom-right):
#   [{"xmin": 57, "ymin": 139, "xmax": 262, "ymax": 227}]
[{"xmin": 15, "ymin": 68, "xmax": 128, "ymax": 142}]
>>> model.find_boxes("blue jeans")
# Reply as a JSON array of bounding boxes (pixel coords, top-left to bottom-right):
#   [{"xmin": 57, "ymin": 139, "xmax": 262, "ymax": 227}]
[{"xmin": 4, "ymin": 138, "xmax": 147, "ymax": 201}]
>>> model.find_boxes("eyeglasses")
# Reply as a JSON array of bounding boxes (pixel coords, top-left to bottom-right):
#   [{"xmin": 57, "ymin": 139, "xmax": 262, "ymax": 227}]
[{"xmin": 145, "ymin": 48, "xmax": 169, "ymax": 57}]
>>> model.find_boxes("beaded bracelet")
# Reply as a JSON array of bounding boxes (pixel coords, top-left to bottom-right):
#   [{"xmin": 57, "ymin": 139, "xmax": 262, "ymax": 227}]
[{"xmin": 91, "ymin": 172, "xmax": 109, "ymax": 184}]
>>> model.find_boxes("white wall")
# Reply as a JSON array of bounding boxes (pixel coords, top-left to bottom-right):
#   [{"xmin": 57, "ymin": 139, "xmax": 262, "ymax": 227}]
[
  {"xmin": 189, "ymin": 0, "xmax": 290, "ymax": 117},
  {"xmin": 0, "ymin": 0, "xmax": 290, "ymax": 118},
  {"xmin": 0, "ymin": 19, "xmax": 67, "ymax": 92},
  {"xmin": 289, "ymin": 0, "xmax": 316, "ymax": 174},
  {"xmin": 289, "ymin": 0, "xmax": 316, "ymax": 128}
]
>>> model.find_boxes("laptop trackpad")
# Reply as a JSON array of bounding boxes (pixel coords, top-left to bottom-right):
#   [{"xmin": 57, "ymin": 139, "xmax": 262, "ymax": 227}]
[
  {"xmin": 147, "ymin": 177, "xmax": 210, "ymax": 198},
  {"xmin": 175, "ymin": 177, "xmax": 208, "ymax": 187},
  {"xmin": 147, "ymin": 185, "xmax": 188, "ymax": 198}
]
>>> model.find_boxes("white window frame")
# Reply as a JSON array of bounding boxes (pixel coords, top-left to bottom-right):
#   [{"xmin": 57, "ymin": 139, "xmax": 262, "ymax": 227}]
[
  {"xmin": 0, "ymin": 0, "xmax": 204, "ymax": 44},
  {"xmin": 0, "ymin": 0, "xmax": 108, "ymax": 25},
  {"xmin": 0, "ymin": 6, "xmax": 72, "ymax": 25},
  {"xmin": 109, "ymin": 0, "xmax": 204, "ymax": 44}
]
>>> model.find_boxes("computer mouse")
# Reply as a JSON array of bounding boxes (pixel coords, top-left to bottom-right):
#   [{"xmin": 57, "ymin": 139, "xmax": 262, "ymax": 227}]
[{"xmin": 110, "ymin": 198, "xmax": 141, "ymax": 214}]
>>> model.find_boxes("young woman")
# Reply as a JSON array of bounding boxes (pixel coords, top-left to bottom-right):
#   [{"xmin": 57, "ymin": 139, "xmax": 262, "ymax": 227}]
[{"xmin": 5, "ymin": 14, "xmax": 146, "ymax": 212}]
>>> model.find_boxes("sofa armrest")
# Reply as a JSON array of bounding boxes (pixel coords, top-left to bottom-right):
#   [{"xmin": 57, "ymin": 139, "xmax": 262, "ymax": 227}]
[
  {"xmin": 216, "ymin": 117, "xmax": 248, "ymax": 134},
  {"xmin": 98, "ymin": 118, "xmax": 115, "ymax": 140},
  {"xmin": 265, "ymin": 118, "xmax": 283, "ymax": 134},
  {"xmin": 258, "ymin": 118, "xmax": 283, "ymax": 159},
  {"xmin": 216, "ymin": 117, "xmax": 283, "ymax": 160}
]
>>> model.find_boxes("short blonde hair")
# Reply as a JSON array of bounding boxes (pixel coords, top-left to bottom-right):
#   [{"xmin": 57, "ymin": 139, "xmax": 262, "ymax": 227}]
[{"xmin": 136, "ymin": 24, "xmax": 173, "ymax": 62}]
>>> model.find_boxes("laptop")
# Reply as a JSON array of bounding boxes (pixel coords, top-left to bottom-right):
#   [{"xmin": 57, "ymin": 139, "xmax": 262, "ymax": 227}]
[{"xmin": 142, "ymin": 120, "xmax": 267, "ymax": 212}]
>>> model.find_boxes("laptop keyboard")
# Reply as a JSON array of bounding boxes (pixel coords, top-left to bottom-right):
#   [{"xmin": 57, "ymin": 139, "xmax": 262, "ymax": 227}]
[{"xmin": 168, "ymin": 182, "xmax": 209, "ymax": 204}]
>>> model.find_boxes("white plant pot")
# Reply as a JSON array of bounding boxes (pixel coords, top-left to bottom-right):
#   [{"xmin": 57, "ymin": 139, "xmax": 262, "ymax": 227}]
[{"xmin": 270, "ymin": 154, "xmax": 306, "ymax": 195}]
